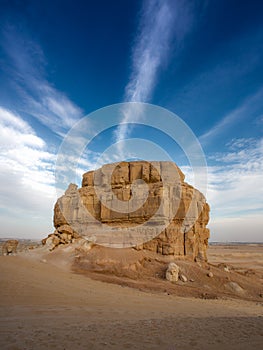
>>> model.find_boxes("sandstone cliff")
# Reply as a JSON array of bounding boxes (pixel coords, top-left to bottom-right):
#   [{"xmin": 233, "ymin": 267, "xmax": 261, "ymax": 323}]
[{"xmin": 52, "ymin": 161, "xmax": 210, "ymax": 261}]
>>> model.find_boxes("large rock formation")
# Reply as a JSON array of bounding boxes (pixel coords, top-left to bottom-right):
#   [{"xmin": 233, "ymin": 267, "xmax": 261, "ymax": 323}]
[{"xmin": 52, "ymin": 161, "xmax": 210, "ymax": 261}]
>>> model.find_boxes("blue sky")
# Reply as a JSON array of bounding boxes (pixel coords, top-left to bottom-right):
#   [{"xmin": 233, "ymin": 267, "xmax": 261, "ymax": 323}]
[{"xmin": 0, "ymin": 0, "xmax": 262, "ymax": 241}]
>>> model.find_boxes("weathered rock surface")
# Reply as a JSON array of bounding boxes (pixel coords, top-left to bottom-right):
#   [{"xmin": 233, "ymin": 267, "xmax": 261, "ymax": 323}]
[
  {"xmin": 51, "ymin": 161, "xmax": 210, "ymax": 260},
  {"xmin": 42, "ymin": 225, "xmax": 81, "ymax": 251}
]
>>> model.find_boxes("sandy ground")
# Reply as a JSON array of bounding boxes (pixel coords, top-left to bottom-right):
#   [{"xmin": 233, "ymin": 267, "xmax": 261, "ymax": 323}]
[
  {"xmin": 0, "ymin": 244, "xmax": 263, "ymax": 349},
  {"xmin": 208, "ymin": 244, "xmax": 263, "ymax": 272}
]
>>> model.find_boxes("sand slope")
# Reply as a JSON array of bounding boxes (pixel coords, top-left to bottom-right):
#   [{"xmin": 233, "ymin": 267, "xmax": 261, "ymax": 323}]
[
  {"xmin": 0, "ymin": 245, "xmax": 263, "ymax": 350},
  {"xmin": 72, "ymin": 244, "xmax": 263, "ymax": 301}
]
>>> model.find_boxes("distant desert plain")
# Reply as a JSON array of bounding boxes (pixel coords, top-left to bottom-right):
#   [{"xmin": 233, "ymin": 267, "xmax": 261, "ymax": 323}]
[{"xmin": 0, "ymin": 240, "xmax": 263, "ymax": 350}]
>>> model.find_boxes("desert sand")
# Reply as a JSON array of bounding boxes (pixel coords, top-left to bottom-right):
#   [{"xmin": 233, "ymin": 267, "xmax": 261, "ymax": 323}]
[{"xmin": 0, "ymin": 243, "xmax": 263, "ymax": 350}]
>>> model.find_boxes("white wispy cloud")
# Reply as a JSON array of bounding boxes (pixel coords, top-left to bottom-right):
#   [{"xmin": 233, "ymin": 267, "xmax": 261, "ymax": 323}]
[
  {"xmin": 208, "ymin": 139, "xmax": 262, "ymax": 241},
  {"xmin": 115, "ymin": 0, "xmax": 193, "ymax": 143},
  {"xmin": 1, "ymin": 24, "xmax": 83, "ymax": 136},
  {"xmin": 200, "ymin": 87, "xmax": 263, "ymax": 144},
  {"xmin": 124, "ymin": 1, "xmax": 174, "ymax": 103},
  {"xmin": 0, "ymin": 106, "xmax": 57, "ymax": 237},
  {"xmin": 207, "ymin": 138, "xmax": 263, "ymax": 212},
  {"xmin": 181, "ymin": 137, "xmax": 263, "ymax": 241},
  {"xmin": 0, "ymin": 25, "xmax": 93, "ymax": 237}
]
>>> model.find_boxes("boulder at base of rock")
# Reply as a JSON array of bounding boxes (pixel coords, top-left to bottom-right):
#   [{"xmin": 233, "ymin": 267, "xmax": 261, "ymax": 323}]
[
  {"xmin": 166, "ymin": 262, "xmax": 180, "ymax": 282},
  {"xmin": 2, "ymin": 240, "xmax": 19, "ymax": 255},
  {"xmin": 225, "ymin": 281, "xmax": 244, "ymax": 294},
  {"xmin": 179, "ymin": 274, "xmax": 188, "ymax": 282}
]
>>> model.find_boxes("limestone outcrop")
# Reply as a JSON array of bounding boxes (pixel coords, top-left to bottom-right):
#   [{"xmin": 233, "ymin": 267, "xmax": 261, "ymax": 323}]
[
  {"xmin": 42, "ymin": 225, "xmax": 81, "ymax": 251},
  {"xmin": 51, "ymin": 161, "xmax": 210, "ymax": 261}
]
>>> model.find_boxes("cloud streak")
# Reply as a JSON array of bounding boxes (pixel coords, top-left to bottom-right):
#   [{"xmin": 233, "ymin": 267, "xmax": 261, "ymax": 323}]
[
  {"xmin": 115, "ymin": 0, "xmax": 193, "ymax": 144},
  {"xmin": 1, "ymin": 24, "xmax": 83, "ymax": 136},
  {"xmin": 182, "ymin": 137, "xmax": 263, "ymax": 241},
  {"xmin": 200, "ymin": 87, "xmax": 263, "ymax": 144},
  {"xmin": 124, "ymin": 0, "xmax": 174, "ymax": 103},
  {"xmin": 0, "ymin": 106, "xmax": 57, "ymax": 237}
]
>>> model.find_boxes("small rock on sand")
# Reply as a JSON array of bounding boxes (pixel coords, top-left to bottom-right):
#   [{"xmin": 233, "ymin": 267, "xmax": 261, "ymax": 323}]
[
  {"xmin": 225, "ymin": 281, "xmax": 244, "ymax": 294},
  {"xmin": 179, "ymin": 274, "xmax": 188, "ymax": 283},
  {"xmin": 166, "ymin": 262, "xmax": 180, "ymax": 282}
]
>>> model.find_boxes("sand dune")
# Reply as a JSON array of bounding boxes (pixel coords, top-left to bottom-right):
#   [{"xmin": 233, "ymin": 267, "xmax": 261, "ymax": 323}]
[{"xmin": 0, "ymin": 245, "xmax": 263, "ymax": 349}]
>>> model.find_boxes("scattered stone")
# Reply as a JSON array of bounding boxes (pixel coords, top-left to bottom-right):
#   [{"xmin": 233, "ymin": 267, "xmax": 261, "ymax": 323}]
[
  {"xmin": 259, "ymin": 293, "xmax": 263, "ymax": 298},
  {"xmin": 225, "ymin": 281, "xmax": 244, "ymax": 294},
  {"xmin": 179, "ymin": 274, "xmax": 188, "ymax": 282},
  {"xmin": 166, "ymin": 262, "xmax": 180, "ymax": 282},
  {"xmin": 129, "ymin": 263, "xmax": 137, "ymax": 272},
  {"xmin": 218, "ymin": 263, "xmax": 231, "ymax": 272},
  {"xmin": 189, "ymin": 278, "xmax": 195, "ymax": 282},
  {"xmin": 45, "ymin": 235, "xmax": 60, "ymax": 251},
  {"xmin": 201, "ymin": 292, "xmax": 218, "ymax": 300},
  {"xmin": 75, "ymin": 239, "xmax": 93, "ymax": 254},
  {"xmin": 207, "ymin": 271, "xmax": 214, "ymax": 278},
  {"xmin": 42, "ymin": 224, "xmax": 81, "ymax": 251}
]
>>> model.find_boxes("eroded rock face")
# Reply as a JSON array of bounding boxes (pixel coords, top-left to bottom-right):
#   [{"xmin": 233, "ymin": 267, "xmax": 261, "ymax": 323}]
[
  {"xmin": 42, "ymin": 224, "xmax": 81, "ymax": 251},
  {"xmin": 53, "ymin": 161, "xmax": 210, "ymax": 261}
]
